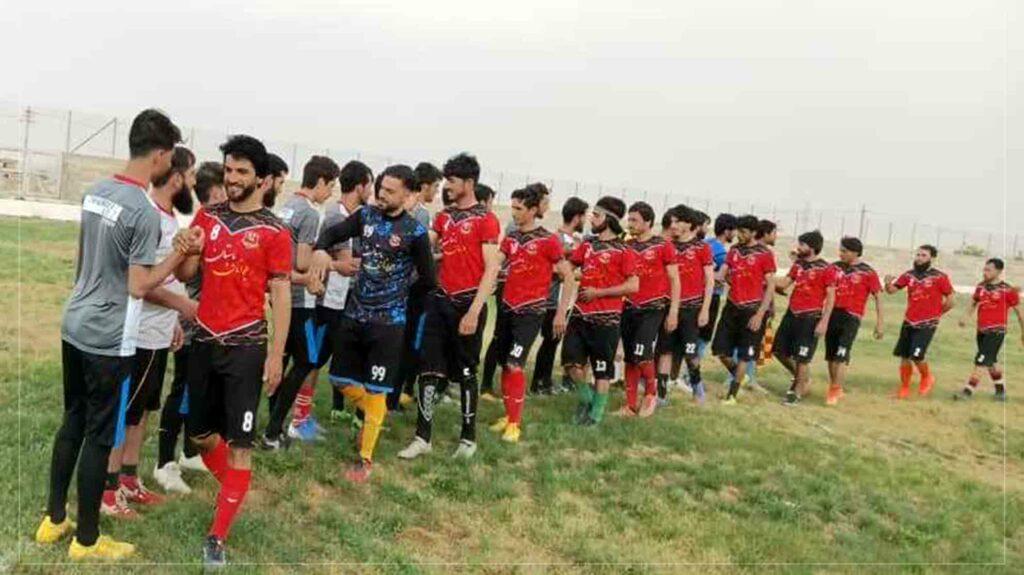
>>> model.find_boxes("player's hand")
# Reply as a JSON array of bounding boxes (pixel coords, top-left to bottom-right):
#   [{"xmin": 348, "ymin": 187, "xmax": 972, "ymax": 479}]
[
  {"xmin": 814, "ymin": 319, "xmax": 828, "ymax": 337},
  {"xmin": 306, "ymin": 250, "xmax": 331, "ymax": 285},
  {"xmin": 178, "ymin": 299, "xmax": 199, "ymax": 322},
  {"xmin": 337, "ymin": 257, "xmax": 360, "ymax": 277},
  {"xmin": 263, "ymin": 353, "xmax": 284, "ymax": 395},
  {"xmin": 747, "ymin": 311, "xmax": 764, "ymax": 332},
  {"xmin": 579, "ymin": 287, "xmax": 600, "ymax": 302},
  {"xmin": 458, "ymin": 310, "xmax": 480, "ymax": 335},
  {"xmin": 883, "ymin": 274, "xmax": 895, "ymax": 287},
  {"xmin": 553, "ymin": 312, "xmax": 568, "ymax": 338},
  {"xmin": 698, "ymin": 308, "xmax": 710, "ymax": 328},
  {"xmin": 873, "ymin": 324, "xmax": 884, "ymax": 339},
  {"xmin": 170, "ymin": 323, "xmax": 184, "ymax": 352},
  {"xmin": 664, "ymin": 312, "xmax": 678, "ymax": 333},
  {"xmin": 306, "ymin": 275, "xmax": 325, "ymax": 297}
]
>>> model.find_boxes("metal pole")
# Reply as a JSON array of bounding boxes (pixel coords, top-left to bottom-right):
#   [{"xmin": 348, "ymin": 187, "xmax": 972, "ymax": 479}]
[
  {"xmin": 188, "ymin": 128, "xmax": 196, "ymax": 147},
  {"xmin": 858, "ymin": 204, "xmax": 867, "ymax": 239},
  {"xmin": 840, "ymin": 214, "xmax": 846, "ymax": 237},
  {"xmin": 661, "ymin": 193, "xmax": 669, "ymax": 212},
  {"xmin": 817, "ymin": 211, "xmax": 823, "ymax": 230},
  {"xmin": 936, "ymin": 227, "xmax": 942, "ymax": 250},
  {"xmin": 111, "ymin": 118, "xmax": 118, "ymax": 157},
  {"xmin": 704, "ymin": 198, "xmax": 710, "ymax": 212},
  {"xmin": 64, "ymin": 110, "xmax": 73, "ymax": 153},
  {"xmin": 987, "ymin": 233, "xmax": 993, "ymax": 256},
  {"xmin": 910, "ymin": 221, "xmax": 917, "ymax": 249},
  {"xmin": 887, "ymin": 222, "xmax": 893, "ymax": 248},
  {"xmin": 291, "ymin": 144, "xmax": 298, "ymax": 175},
  {"xmin": 1014, "ymin": 234, "xmax": 1019, "ymax": 258}
]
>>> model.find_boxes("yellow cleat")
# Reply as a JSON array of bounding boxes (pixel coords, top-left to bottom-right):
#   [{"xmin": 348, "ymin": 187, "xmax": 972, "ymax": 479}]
[
  {"xmin": 489, "ymin": 416, "xmax": 509, "ymax": 433},
  {"xmin": 399, "ymin": 392, "xmax": 415, "ymax": 407},
  {"xmin": 722, "ymin": 396, "xmax": 738, "ymax": 406},
  {"xmin": 35, "ymin": 515, "xmax": 76, "ymax": 544},
  {"xmin": 68, "ymin": 535, "xmax": 135, "ymax": 560},
  {"xmin": 501, "ymin": 423, "xmax": 521, "ymax": 443}
]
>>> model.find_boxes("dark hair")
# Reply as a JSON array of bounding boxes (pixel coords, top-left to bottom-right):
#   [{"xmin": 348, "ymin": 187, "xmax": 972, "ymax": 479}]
[
  {"xmin": 374, "ymin": 172, "xmax": 385, "ymax": 196},
  {"xmin": 987, "ymin": 258, "xmax": 1005, "ymax": 270},
  {"xmin": 918, "ymin": 244, "xmax": 938, "ymax": 257},
  {"xmin": 474, "ymin": 183, "xmax": 495, "ymax": 203},
  {"xmin": 414, "ymin": 162, "xmax": 443, "ymax": 188},
  {"xmin": 736, "ymin": 214, "xmax": 759, "ymax": 232},
  {"xmin": 194, "ymin": 161, "xmax": 223, "ymax": 205},
  {"xmin": 628, "ymin": 201, "xmax": 656, "ymax": 225},
  {"xmin": 219, "ymin": 134, "xmax": 270, "ymax": 178},
  {"xmin": 756, "ymin": 219, "xmax": 777, "ymax": 240},
  {"xmin": 562, "ymin": 197, "xmax": 589, "ymax": 224},
  {"xmin": 511, "ymin": 184, "xmax": 546, "ymax": 210},
  {"xmin": 128, "ymin": 109, "xmax": 181, "ymax": 158},
  {"xmin": 151, "ymin": 146, "xmax": 195, "ymax": 188},
  {"xmin": 267, "ymin": 154, "xmax": 289, "ymax": 178},
  {"xmin": 596, "ymin": 196, "xmax": 626, "ymax": 235},
  {"xmin": 661, "ymin": 208, "xmax": 676, "ymax": 230},
  {"xmin": 339, "ymin": 160, "xmax": 373, "ymax": 194},
  {"xmin": 798, "ymin": 230, "xmax": 824, "ymax": 254},
  {"xmin": 381, "ymin": 164, "xmax": 418, "ymax": 192},
  {"xmin": 443, "ymin": 152, "xmax": 480, "ymax": 182},
  {"xmin": 681, "ymin": 206, "xmax": 705, "ymax": 229},
  {"xmin": 302, "ymin": 155, "xmax": 340, "ymax": 189},
  {"xmin": 696, "ymin": 211, "xmax": 710, "ymax": 225},
  {"xmin": 840, "ymin": 236, "xmax": 863, "ymax": 256},
  {"xmin": 714, "ymin": 213, "xmax": 738, "ymax": 236}
]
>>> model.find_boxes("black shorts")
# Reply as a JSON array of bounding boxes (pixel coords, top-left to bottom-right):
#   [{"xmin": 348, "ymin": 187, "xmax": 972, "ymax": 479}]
[
  {"xmin": 621, "ymin": 307, "xmax": 664, "ymax": 363},
  {"xmin": 773, "ymin": 311, "xmax": 821, "ymax": 365},
  {"xmin": 975, "ymin": 331, "xmax": 1005, "ymax": 366},
  {"xmin": 329, "ymin": 316, "xmax": 405, "ymax": 394},
  {"xmin": 561, "ymin": 316, "xmax": 620, "ymax": 380},
  {"xmin": 824, "ymin": 310, "xmax": 861, "ymax": 364},
  {"xmin": 699, "ymin": 293, "xmax": 722, "ymax": 342},
  {"xmin": 186, "ymin": 341, "xmax": 266, "ymax": 449},
  {"xmin": 501, "ymin": 311, "xmax": 545, "ymax": 368},
  {"xmin": 286, "ymin": 307, "xmax": 326, "ymax": 369},
  {"xmin": 893, "ymin": 323, "xmax": 936, "ymax": 361},
  {"xmin": 125, "ymin": 347, "xmax": 169, "ymax": 425},
  {"xmin": 313, "ymin": 306, "xmax": 344, "ymax": 369},
  {"xmin": 419, "ymin": 293, "xmax": 487, "ymax": 383},
  {"xmin": 61, "ymin": 341, "xmax": 134, "ymax": 448},
  {"xmin": 711, "ymin": 302, "xmax": 765, "ymax": 362},
  {"xmin": 657, "ymin": 306, "xmax": 701, "ymax": 359}
]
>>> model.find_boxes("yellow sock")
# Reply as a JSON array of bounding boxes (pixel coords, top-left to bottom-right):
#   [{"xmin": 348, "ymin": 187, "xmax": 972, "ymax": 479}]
[
  {"xmin": 341, "ymin": 384, "xmax": 367, "ymax": 409},
  {"xmin": 359, "ymin": 392, "xmax": 387, "ymax": 462}
]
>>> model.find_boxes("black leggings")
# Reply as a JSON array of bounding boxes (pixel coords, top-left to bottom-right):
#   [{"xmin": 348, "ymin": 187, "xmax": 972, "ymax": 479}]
[
  {"xmin": 531, "ymin": 308, "xmax": 560, "ymax": 389},
  {"xmin": 157, "ymin": 346, "xmax": 199, "ymax": 467}
]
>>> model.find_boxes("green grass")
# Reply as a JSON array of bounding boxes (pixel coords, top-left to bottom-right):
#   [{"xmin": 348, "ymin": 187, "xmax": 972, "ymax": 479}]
[{"xmin": 1, "ymin": 216, "xmax": 1022, "ymax": 573}]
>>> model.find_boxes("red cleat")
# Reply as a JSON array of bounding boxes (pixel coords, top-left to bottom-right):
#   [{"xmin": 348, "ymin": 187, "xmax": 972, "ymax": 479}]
[
  {"xmin": 896, "ymin": 384, "xmax": 911, "ymax": 400},
  {"xmin": 100, "ymin": 489, "xmax": 139, "ymax": 520},
  {"xmin": 119, "ymin": 476, "xmax": 165, "ymax": 506},
  {"xmin": 344, "ymin": 459, "xmax": 373, "ymax": 483},
  {"xmin": 919, "ymin": 374, "xmax": 935, "ymax": 397}
]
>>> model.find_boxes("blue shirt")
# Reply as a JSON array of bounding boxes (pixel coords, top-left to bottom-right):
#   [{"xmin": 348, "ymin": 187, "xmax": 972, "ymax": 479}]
[{"xmin": 705, "ymin": 237, "xmax": 728, "ymax": 295}]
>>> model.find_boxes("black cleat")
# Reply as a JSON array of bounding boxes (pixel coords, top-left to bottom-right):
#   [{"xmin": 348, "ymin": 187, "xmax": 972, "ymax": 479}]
[
  {"xmin": 203, "ymin": 535, "xmax": 226, "ymax": 568},
  {"xmin": 781, "ymin": 391, "xmax": 800, "ymax": 407},
  {"xmin": 573, "ymin": 402, "xmax": 591, "ymax": 425}
]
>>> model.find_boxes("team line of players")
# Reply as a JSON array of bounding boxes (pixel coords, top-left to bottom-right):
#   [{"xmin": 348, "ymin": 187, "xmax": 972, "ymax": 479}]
[{"xmin": 35, "ymin": 110, "xmax": 1022, "ymax": 565}]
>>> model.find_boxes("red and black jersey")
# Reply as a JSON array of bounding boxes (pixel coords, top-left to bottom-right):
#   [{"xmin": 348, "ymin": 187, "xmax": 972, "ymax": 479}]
[
  {"xmin": 785, "ymin": 258, "xmax": 838, "ymax": 316},
  {"xmin": 833, "ymin": 261, "xmax": 881, "ymax": 319},
  {"xmin": 724, "ymin": 243, "xmax": 777, "ymax": 308},
  {"xmin": 973, "ymin": 281, "xmax": 1020, "ymax": 332},
  {"xmin": 570, "ymin": 237, "xmax": 637, "ymax": 323},
  {"xmin": 501, "ymin": 226, "xmax": 564, "ymax": 314},
  {"xmin": 892, "ymin": 268, "xmax": 954, "ymax": 327},
  {"xmin": 192, "ymin": 204, "xmax": 292, "ymax": 345},
  {"xmin": 625, "ymin": 235, "xmax": 675, "ymax": 309},
  {"xmin": 674, "ymin": 237, "xmax": 714, "ymax": 308},
  {"xmin": 433, "ymin": 203, "xmax": 500, "ymax": 305}
]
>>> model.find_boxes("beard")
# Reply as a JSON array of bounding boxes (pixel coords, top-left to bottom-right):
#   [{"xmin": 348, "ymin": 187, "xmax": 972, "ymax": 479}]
[
  {"xmin": 227, "ymin": 182, "xmax": 257, "ymax": 204},
  {"xmin": 591, "ymin": 220, "xmax": 608, "ymax": 235},
  {"xmin": 913, "ymin": 261, "xmax": 931, "ymax": 273},
  {"xmin": 171, "ymin": 184, "xmax": 195, "ymax": 215},
  {"xmin": 262, "ymin": 188, "xmax": 277, "ymax": 208}
]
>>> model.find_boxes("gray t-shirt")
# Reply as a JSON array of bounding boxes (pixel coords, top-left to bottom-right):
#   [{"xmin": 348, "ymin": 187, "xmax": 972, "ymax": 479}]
[
  {"xmin": 279, "ymin": 195, "xmax": 321, "ymax": 308},
  {"xmin": 61, "ymin": 175, "xmax": 160, "ymax": 357},
  {"xmin": 410, "ymin": 204, "xmax": 431, "ymax": 230},
  {"xmin": 319, "ymin": 202, "xmax": 353, "ymax": 310}
]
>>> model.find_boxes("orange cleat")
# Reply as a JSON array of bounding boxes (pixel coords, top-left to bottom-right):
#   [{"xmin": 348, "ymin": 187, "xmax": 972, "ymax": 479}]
[
  {"xmin": 896, "ymin": 384, "xmax": 911, "ymax": 400},
  {"xmin": 825, "ymin": 385, "xmax": 843, "ymax": 406}
]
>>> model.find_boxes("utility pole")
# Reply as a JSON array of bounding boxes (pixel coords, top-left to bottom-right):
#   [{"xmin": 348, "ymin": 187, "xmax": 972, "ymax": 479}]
[
  {"xmin": 111, "ymin": 117, "xmax": 118, "ymax": 157},
  {"xmin": 19, "ymin": 106, "xmax": 33, "ymax": 199},
  {"xmin": 858, "ymin": 204, "xmax": 867, "ymax": 239}
]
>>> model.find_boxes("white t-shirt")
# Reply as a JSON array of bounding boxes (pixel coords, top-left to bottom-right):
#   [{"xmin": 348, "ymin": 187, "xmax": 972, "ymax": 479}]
[
  {"xmin": 136, "ymin": 202, "xmax": 186, "ymax": 350},
  {"xmin": 320, "ymin": 202, "xmax": 352, "ymax": 310}
]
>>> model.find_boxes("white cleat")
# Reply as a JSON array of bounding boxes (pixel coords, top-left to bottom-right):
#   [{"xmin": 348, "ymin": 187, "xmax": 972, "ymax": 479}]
[
  {"xmin": 451, "ymin": 440, "xmax": 477, "ymax": 459},
  {"xmin": 397, "ymin": 437, "xmax": 432, "ymax": 460},
  {"xmin": 178, "ymin": 453, "xmax": 209, "ymax": 473},
  {"xmin": 153, "ymin": 462, "xmax": 191, "ymax": 495}
]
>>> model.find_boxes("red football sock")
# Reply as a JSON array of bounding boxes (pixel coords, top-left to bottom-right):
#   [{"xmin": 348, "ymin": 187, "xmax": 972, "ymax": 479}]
[
  {"xmin": 506, "ymin": 368, "xmax": 526, "ymax": 424},
  {"xmin": 624, "ymin": 364, "xmax": 640, "ymax": 410},
  {"xmin": 209, "ymin": 467, "xmax": 252, "ymax": 540},
  {"xmin": 917, "ymin": 362, "xmax": 931, "ymax": 379},
  {"xmin": 292, "ymin": 383, "xmax": 314, "ymax": 425},
  {"xmin": 899, "ymin": 364, "xmax": 913, "ymax": 388},
  {"xmin": 200, "ymin": 439, "xmax": 229, "ymax": 484},
  {"xmin": 640, "ymin": 362, "xmax": 658, "ymax": 397},
  {"xmin": 967, "ymin": 376, "xmax": 979, "ymax": 389},
  {"xmin": 501, "ymin": 368, "xmax": 515, "ymax": 418}
]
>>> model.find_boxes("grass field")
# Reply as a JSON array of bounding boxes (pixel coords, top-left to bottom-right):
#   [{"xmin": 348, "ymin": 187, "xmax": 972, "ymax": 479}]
[{"xmin": 0, "ymin": 215, "xmax": 1021, "ymax": 573}]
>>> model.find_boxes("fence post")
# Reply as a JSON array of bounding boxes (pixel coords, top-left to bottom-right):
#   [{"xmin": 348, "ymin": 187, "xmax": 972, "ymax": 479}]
[
  {"xmin": 858, "ymin": 204, "xmax": 867, "ymax": 239},
  {"xmin": 20, "ymin": 106, "xmax": 33, "ymax": 199},
  {"xmin": 111, "ymin": 118, "xmax": 118, "ymax": 157},
  {"xmin": 887, "ymin": 222, "xmax": 893, "ymax": 248}
]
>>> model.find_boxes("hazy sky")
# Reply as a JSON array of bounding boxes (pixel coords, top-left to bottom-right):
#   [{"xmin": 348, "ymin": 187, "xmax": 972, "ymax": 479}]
[{"xmin": 2, "ymin": 0, "xmax": 1020, "ymax": 232}]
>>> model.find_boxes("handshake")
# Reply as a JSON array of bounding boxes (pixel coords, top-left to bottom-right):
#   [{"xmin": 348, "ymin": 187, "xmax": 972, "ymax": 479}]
[{"xmin": 172, "ymin": 228, "xmax": 205, "ymax": 256}]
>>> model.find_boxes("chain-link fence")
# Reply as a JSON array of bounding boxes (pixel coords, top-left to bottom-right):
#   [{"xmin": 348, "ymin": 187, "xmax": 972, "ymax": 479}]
[{"xmin": 1, "ymin": 102, "xmax": 1019, "ymax": 260}]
